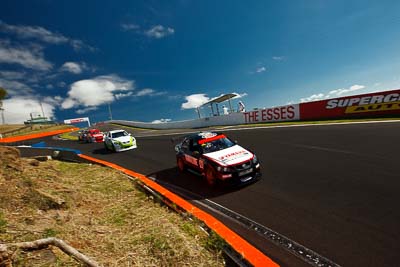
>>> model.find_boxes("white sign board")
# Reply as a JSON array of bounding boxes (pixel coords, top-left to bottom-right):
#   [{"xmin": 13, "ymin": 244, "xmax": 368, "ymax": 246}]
[{"xmin": 64, "ymin": 117, "xmax": 91, "ymax": 127}]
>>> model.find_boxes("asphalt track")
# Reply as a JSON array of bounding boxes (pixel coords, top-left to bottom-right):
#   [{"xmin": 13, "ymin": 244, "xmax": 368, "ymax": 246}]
[{"xmin": 21, "ymin": 121, "xmax": 400, "ymax": 267}]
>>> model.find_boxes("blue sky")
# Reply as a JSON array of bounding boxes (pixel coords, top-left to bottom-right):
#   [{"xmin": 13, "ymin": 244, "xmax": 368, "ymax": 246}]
[{"xmin": 1, "ymin": 0, "xmax": 400, "ymax": 124}]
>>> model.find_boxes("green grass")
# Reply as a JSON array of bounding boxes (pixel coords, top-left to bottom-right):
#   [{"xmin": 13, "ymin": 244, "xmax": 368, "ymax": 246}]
[
  {"xmin": 43, "ymin": 228, "xmax": 58, "ymax": 238},
  {"xmin": 0, "ymin": 124, "xmax": 76, "ymax": 137},
  {"xmin": 59, "ymin": 130, "xmax": 79, "ymax": 141}
]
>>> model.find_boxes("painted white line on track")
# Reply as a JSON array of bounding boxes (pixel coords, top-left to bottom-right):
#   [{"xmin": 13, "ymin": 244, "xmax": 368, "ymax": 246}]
[{"xmin": 136, "ymin": 119, "xmax": 400, "ymax": 138}]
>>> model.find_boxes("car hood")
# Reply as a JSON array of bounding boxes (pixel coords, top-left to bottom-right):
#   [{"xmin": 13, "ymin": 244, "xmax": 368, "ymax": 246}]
[
  {"xmin": 203, "ymin": 145, "xmax": 253, "ymax": 166},
  {"xmin": 112, "ymin": 135, "xmax": 132, "ymax": 142}
]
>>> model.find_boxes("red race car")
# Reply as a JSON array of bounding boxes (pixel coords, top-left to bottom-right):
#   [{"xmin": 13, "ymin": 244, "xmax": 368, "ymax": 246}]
[
  {"xmin": 175, "ymin": 132, "xmax": 261, "ymax": 186},
  {"xmin": 84, "ymin": 128, "xmax": 104, "ymax": 143}
]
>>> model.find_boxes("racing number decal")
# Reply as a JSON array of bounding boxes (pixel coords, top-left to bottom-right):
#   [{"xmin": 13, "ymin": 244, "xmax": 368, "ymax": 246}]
[
  {"xmin": 184, "ymin": 155, "xmax": 198, "ymax": 166},
  {"xmin": 198, "ymin": 159, "xmax": 204, "ymax": 170},
  {"xmin": 185, "ymin": 155, "xmax": 204, "ymax": 169}
]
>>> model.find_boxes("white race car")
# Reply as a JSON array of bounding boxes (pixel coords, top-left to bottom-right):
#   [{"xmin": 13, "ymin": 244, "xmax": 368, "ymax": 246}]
[{"xmin": 104, "ymin": 130, "xmax": 137, "ymax": 152}]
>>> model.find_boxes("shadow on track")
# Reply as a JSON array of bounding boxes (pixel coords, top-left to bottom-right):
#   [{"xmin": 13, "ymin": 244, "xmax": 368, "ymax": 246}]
[
  {"xmin": 147, "ymin": 167, "xmax": 257, "ymax": 200},
  {"xmin": 92, "ymin": 147, "xmax": 114, "ymax": 155}
]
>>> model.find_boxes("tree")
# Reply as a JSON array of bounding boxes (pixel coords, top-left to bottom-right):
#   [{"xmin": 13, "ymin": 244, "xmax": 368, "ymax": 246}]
[{"xmin": 0, "ymin": 87, "xmax": 7, "ymax": 101}]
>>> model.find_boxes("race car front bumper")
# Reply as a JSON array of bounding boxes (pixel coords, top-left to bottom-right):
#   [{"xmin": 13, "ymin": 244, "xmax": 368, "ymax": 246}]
[{"xmin": 216, "ymin": 162, "xmax": 261, "ymax": 186}]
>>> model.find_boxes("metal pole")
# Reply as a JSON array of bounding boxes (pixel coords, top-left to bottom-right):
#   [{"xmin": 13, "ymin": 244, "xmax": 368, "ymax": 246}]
[
  {"xmin": 228, "ymin": 99, "xmax": 233, "ymax": 113},
  {"xmin": 0, "ymin": 108, "xmax": 4, "ymax": 124},
  {"xmin": 108, "ymin": 103, "xmax": 113, "ymax": 120},
  {"xmin": 40, "ymin": 101, "xmax": 46, "ymax": 118}
]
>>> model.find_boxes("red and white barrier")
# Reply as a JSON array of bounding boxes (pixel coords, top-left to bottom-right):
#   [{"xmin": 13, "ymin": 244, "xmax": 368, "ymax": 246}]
[{"xmin": 299, "ymin": 89, "xmax": 400, "ymax": 120}]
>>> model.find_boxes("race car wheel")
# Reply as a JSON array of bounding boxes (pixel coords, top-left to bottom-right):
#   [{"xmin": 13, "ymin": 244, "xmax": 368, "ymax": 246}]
[
  {"xmin": 177, "ymin": 157, "xmax": 186, "ymax": 172},
  {"xmin": 205, "ymin": 165, "xmax": 216, "ymax": 186}
]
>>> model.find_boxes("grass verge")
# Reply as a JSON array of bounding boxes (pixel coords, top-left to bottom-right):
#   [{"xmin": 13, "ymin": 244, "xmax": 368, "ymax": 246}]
[
  {"xmin": 0, "ymin": 146, "xmax": 225, "ymax": 266},
  {"xmin": 0, "ymin": 124, "xmax": 76, "ymax": 138},
  {"xmin": 59, "ymin": 130, "xmax": 79, "ymax": 141}
]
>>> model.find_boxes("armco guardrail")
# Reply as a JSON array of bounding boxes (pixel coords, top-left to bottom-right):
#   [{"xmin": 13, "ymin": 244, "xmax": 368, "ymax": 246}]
[{"xmin": 110, "ymin": 89, "xmax": 400, "ymax": 129}]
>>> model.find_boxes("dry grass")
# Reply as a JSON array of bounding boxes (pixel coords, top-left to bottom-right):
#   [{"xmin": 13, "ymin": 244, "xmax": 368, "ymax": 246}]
[
  {"xmin": 0, "ymin": 146, "xmax": 225, "ymax": 266},
  {"xmin": 0, "ymin": 124, "xmax": 25, "ymax": 134},
  {"xmin": 0, "ymin": 124, "xmax": 75, "ymax": 137}
]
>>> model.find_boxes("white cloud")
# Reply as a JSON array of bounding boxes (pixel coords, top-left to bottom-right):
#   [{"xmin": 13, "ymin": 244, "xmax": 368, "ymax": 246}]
[
  {"xmin": 256, "ymin": 66, "xmax": 266, "ymax": 73},
  {"xmin": 272, "ymin": 56, "xmax": 285, "ymax": 61},
  {"xmin": 61, "ymin": 74, "xmax": 134, "ymax": 109},
  {"xmin": 42, "ymin": 96, "xmax": 62, "ymax": 105},
  {"xmin": 0, "ymin": 20, "xmax": 94, "ymax": 52},
  {"xmin": 300, "ymin": 84, "xmax": 367, "ymax": 103},
  {"xmin": 2, "ymin": 96, "xmax": 56, "ymax": 124},
  {"xmin": 134, "ymin": 88, "xmax": 166, "ymax": 97},
  {"xmin": 0, "ymin": 78, "xmax": 34, "ymax": 95},
  {"xmin": 115, "ymin": 91, "xmax": 133, "ymax": 100},
  {"xmin": 300, "ymin": 93, "xmax": 325, "ymax": 103},
  {"xmin": 0, "ymin": 70, "xmax": 26, "ymax": 80},
  {"xmin": 121, "ymin": 23, "xmax": 140, "ymax": 31},
  {"xmin": 60, "ymin": 62, "xmax": 87, "ymax": 74},
  {"xmin": 152, "ymin": 118, "xmax": 172, "ymax": 124},
  {"xmin": 0, "ymin": 20, "xmax": 68, "ymax": 44},
  {"xmin": 76, "ymin": 106, "xmax": 98, "ymax": 114},
  {"xmin": 135, "ymin": 88, "xmax": 155, "ymax": 96},
  {"xmin": 327, "ymin": 84, "xmax": 365, "ymax": 96},
  {"xmin": 145, "ymin": 25, "xmax": 175, "ymax": 39},
  {"xmin": 181, "ymin": 94, "xmax": 210, "ymax": 109},
  {"xmin": 0, "ymin": 41, "xmax": 52, "ymax": 70}
]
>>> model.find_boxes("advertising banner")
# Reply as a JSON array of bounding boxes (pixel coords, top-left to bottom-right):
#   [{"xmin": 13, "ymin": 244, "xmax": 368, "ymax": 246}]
[
  {"xmin": 300, "ymin": 89, "xmax": 400, "ymax": 120},
  {"xmin": 64, "ymin": 117, "xmax": 91, "ymax": 127},
  {"xmin": 243, "ymin": 104, "xmax": 300, "ymax": 124}
]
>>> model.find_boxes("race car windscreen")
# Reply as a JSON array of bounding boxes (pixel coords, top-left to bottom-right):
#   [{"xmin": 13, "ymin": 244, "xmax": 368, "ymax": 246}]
[
  {"xmin": 201, "ymin": 137, "xmax": 235, "ymax": 153},
  {"xmin": 111, "ymin": 131, "xmax": 128, "ymax": 138}
]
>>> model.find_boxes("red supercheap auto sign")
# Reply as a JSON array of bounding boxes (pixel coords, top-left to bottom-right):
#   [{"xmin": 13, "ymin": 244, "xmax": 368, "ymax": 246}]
[{"xmin": 300, "ymin": 89, "xmax": 400, "ymax": 120}]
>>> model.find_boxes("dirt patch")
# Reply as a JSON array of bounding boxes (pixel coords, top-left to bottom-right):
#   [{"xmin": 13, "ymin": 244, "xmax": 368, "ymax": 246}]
[{"xmin": 0, "ymin": 147, "xmax": 225, "ymax": 266}]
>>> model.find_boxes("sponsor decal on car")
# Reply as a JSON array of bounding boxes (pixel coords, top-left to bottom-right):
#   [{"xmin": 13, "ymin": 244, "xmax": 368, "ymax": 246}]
[
  {"xmin": 204, "ymin": 145, "xmax": 252, "ymax": 166},
  {"xmin": 219, "ymin": 150, "xmax": 248, "ymax": 162}
]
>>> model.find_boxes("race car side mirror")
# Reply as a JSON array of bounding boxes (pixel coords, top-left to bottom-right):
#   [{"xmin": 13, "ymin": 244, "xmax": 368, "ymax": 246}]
[
  {"xmin": 175, "ymin": 145, "xmax": 180, "ymax": 152},
  {"xmin": 234, "ymin": 140, "xmax": 238, "ymax": 144}
]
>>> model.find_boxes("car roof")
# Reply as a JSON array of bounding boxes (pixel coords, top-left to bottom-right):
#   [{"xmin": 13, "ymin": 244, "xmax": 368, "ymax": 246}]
[{"xmin": 186, "ymin": 132, "xmax": 223, "ymax": 142}]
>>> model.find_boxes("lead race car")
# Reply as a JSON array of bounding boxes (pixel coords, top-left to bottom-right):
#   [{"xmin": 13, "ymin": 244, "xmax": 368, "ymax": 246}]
[
  {"xmin": 104, "ymin": 129, "xmax": 137, "ymax": 152},
  {"xmin": 175, "ymin": 132, "xmax": 261, "ymax": 186}
]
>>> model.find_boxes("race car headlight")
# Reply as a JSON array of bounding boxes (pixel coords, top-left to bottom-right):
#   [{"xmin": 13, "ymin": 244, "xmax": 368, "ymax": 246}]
[
  {"xmin": 112, "ymin": 140, "xmax": 122, "ymax": 146},
  {"xmin": 217, "ymin": 166, "xmax": 231, "ymax": 172}
]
